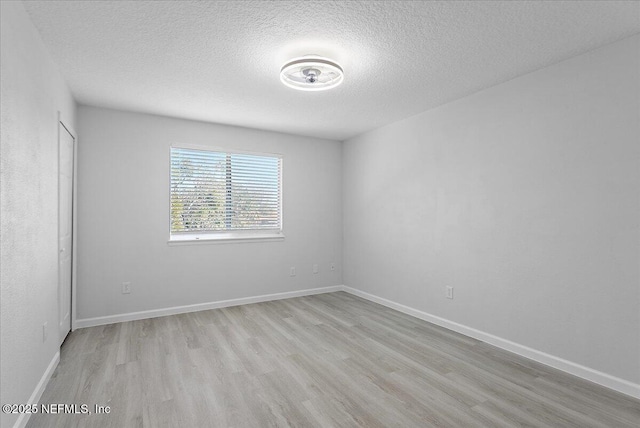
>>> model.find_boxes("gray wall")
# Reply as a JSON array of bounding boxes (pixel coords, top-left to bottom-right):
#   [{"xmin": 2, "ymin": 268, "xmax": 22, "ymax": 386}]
[
  {"xmin": 343, "ymin": 35, "xmax": 640, "ymax": 384},
  {"xmin": 76, "ymin": 106, "xmax": 342, "ymax": 320},
  {"xmin": 0, "ymin": 2, "xmax": 77, "ymax": 427}
]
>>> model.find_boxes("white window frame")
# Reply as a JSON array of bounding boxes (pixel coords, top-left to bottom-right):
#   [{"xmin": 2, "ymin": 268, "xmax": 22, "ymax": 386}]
[{"xmin": 168, "ymin": 144, "xmax": 284, "ymax": 245}]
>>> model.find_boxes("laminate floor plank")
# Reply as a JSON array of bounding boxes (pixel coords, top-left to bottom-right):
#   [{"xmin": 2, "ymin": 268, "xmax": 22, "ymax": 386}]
[{"xmin": 27, "ymin": 292, "xmax": 640, "ymax": 427}]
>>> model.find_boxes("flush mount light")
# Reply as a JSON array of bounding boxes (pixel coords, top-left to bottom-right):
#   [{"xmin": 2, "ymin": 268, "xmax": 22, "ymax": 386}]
[{"xmin": 280, "ymin": 56, "xmax": 344, "ymax": 91}]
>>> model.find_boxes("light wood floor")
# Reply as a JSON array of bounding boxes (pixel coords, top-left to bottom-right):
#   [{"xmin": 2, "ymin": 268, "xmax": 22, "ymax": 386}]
[{"xmin": 28, "ymin": 292, "xmax": 639, "ymax": 427}]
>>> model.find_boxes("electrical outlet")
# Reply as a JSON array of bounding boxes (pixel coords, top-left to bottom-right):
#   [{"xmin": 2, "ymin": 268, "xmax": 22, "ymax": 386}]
[
  {"xmin": 290, "ymin": 267, "xmax": 296, "ymax": 277},
  {"xmin": 122, "ymin": 282, "xmax": 131, "ymax": 294},
  {"xmin": 330, "ymin": 263, "xmax": 336, "ymax": 271},
  {"xmin": 313, "ymin": 264, "xmax": 319, "ymax": 274},
  {"xmin": 446, "ymin": 286, "xmax": 454, "ymax": 299},
  {"xmin": 42, "ymin": 322, "xmax": 48, "ymax": 342}
]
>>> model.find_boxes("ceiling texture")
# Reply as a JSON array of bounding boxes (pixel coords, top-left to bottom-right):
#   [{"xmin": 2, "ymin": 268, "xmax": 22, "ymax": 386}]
[{"xmin": 23, "ymin": 0, "xmax": 640, "ymax": 141}]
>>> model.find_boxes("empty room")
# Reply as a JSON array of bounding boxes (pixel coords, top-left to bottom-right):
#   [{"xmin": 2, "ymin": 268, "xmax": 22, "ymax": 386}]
[{"xmin": 1, "ymin": 1, "xmax": 639, "ymax": 427}]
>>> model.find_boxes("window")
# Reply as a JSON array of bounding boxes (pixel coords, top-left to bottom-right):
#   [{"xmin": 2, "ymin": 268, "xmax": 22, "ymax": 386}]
[{"xmin": 170, "ymin": 146, "xmax": 283, "ymax": 242}]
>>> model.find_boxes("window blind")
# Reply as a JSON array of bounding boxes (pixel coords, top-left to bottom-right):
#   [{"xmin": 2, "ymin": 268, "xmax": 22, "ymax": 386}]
[{"xmin": 170, "ymin": 147, "xmax": 282, "ymax": 234}]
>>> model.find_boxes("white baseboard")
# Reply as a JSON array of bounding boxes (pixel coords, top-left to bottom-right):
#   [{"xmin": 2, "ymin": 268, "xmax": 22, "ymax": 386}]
[
  {"xmin": 75, "ymin": 285, "xmax": 343, "ymax": 329},
  {"xmin": 342, "ymin": 286, "xmax": 640, "ymax": 400},
  {"xmin": 14, "ymin": 351, "xmax": 60, "ymax": 428},
  {"xmin": 73, "ymin": 284, "xmax": 640, "ymax": 399}
]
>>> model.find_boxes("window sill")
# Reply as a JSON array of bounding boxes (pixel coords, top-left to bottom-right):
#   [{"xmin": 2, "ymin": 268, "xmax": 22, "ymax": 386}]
[{"xmin": 167, "ymin": 232, "xmax": 285, "ymax": 246}]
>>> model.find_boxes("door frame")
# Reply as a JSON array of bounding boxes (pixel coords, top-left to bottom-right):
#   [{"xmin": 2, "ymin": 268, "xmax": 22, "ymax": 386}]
[{"xmin": 58, "ymin": 112, "xmax": 78, "ymax": 335}]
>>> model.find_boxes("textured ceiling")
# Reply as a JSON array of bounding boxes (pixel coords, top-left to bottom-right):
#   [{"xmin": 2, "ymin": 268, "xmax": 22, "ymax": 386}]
[{"xmin": 23, "ymin": 1, "xmax": 640, "ymax": 141}]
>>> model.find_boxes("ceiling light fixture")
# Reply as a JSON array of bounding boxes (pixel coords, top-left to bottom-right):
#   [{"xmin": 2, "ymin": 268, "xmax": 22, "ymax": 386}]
[{"xmin": 280, "ymin": 56, "xmax": 344, "ymax": 91}]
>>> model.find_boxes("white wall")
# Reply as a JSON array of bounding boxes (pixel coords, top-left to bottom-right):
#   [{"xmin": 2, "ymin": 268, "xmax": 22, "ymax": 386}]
[
  {"xmin": 0, "ymin": 2, "xmax": 77, "ymax": 427},
  {"xmin": 76, "ymin": 106, "xmax": 342, "ymax": 321},
  {"xmin": 343, "ymin": 35, "xmax": 640, "ymax": 386}
]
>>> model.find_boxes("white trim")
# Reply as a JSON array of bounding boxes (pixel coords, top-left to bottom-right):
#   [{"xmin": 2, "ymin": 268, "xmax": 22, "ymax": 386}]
[
  {"xmin": 13, "ymin": 352, "xmax": 60, "ymax": 428},
  {"xmin": 73, "ymin": 284, "xmax": 640, "ymax": 399},
  {"xmin": 342, "ymin": 286, "xmax": 640, "ymax": 400},
  {"xmin": 71, "ymin": 124, "xmax": 78, "ymax": 332},
  {"xmin": 168, "ymin": 231, "xmax": 285, "ymax": 245},
  {"xmin": 75, "ymin": 286, "xmax": 343, "ymax": 328}
]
